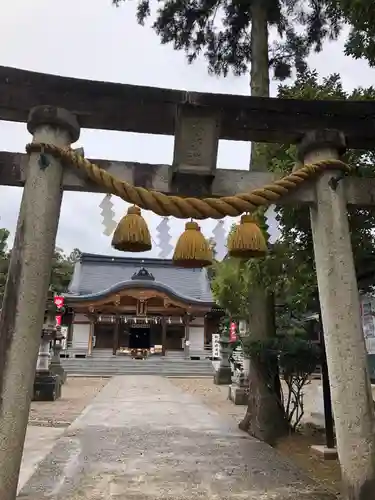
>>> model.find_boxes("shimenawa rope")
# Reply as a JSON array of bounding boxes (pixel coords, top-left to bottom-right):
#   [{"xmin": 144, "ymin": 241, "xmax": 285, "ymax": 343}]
[{"xmin": 26, "ymin": 143, "xmax": 351, "ymax": 220}]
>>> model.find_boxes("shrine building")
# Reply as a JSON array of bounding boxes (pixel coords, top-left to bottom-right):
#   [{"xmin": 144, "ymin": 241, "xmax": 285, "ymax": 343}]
[{"xmin": 62, "ymin": 253, "xmax": 222, "ymax": 358}]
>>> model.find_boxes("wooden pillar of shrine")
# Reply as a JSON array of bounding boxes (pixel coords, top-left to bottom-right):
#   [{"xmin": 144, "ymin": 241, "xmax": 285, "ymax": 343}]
[
  {"xmin": 161, "ymin": 316, "xmax": 167, "ymax": 356},
  {"xmin": 184, "ymin": 314, "xmax": 191, "ymax": 359},
  {"xmin": 87, "ymin": 309, "xmax": 96, "ymax": 357},
  {"xmin": 113, "ymin": 314, "xmax": 120, "ymax": 356},
  {"xmin": 88, "ymin": 318, "xmax": 95, "ymax": 357}
]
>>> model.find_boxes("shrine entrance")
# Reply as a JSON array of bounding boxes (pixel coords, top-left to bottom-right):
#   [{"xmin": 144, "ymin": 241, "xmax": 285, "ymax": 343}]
[
  {"xmin": 129, "ymin": 326, "xmax": 151, "ymax": 349},
  {"xmin": 1, "ymin": 63, "xmax": 375, "ymax": 500}
]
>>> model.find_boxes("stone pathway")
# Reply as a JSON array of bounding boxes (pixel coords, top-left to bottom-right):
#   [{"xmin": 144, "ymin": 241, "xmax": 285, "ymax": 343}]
[
  {"xmin": 19, "ymin": 426, "xmax": 65, "ymax": 494},
  {"xmin": 18, "ymin": 376, "xmax": 334, "ymax": 499},
  {"xmin": 18, "ymin": 378, "xmax": 108, "ymax": 494}
]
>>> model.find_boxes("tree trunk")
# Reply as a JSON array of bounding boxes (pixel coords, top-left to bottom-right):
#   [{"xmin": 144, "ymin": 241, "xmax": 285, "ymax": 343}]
[
  {"xmin": 249, "ymin": 0, "xmax": 270, "ymax": 171},
  {"xmin": 238, "ymin": 0, "xmax": 288, "ymax": 445},
  {"xmin": 239, "ymin": 289, "xmax": 289, "ymax": 445}
]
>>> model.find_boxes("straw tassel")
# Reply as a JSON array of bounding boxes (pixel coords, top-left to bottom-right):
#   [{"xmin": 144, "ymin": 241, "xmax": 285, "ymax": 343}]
[
  {"xmin": 112, "ymin": 205, "xmax": 152, "ymax": 252},
  {"xmin": 173, "ymin": 221, "xmax": 213, "ymax": 268},
  {"xmin": 227, "ymin": 214, "xmax": 267, "ymax": 259}
]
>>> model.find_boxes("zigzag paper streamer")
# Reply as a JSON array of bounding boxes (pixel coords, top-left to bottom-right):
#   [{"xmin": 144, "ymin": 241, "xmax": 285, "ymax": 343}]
[
  {"xmin": 157, "ymin": 217, "xmax": 173, "ymax": 258},
  {"xmin": 265, "ymin": 205, "xmax": 280, "ymax": 243},
  {"xmin": 212, "ymin": 219, "xmax": 227, "ymax": 261},
  {"xmin": 99, "ymin": 194, "xmax": 117, "ymax": 236}
]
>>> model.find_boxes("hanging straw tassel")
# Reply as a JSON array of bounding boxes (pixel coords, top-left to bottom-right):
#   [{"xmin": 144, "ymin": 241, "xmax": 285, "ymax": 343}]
[
  {"xmin": 227, "ymin": 214, "xmax": 267, "ymax": 259},
  {"xmin": 173, "ymin": 221, "xmax": 213, "ymax": 268},
  {"xmin": 112, "ymin": 205, "xmax": 152, "ymax": 252}
]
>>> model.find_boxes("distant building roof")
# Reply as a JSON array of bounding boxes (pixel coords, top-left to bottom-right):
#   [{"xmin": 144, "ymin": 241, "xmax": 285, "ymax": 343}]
[{"xmin": 66, "ymin": 253, "xmax": 214, "ymax": 306}]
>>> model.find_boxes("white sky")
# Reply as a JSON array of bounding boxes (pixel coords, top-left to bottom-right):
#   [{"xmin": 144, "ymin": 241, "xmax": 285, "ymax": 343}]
[{"xmin": 0, "ymin": 0, "xmax": 375, "ymax": 260}]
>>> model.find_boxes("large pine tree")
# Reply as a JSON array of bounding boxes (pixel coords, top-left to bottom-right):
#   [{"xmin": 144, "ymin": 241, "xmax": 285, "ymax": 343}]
[
  {"xmin": 113, "ymin": 0, "xmax": 343, "ymax": 169},
  {"xmin": 112, "ymin": 0, "xmax": 346, "ymax": 444}
]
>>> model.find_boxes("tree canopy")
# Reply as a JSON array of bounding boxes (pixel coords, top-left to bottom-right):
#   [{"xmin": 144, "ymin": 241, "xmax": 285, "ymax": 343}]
[
  {"xmin": 334, "ymin": 0, "xmax": 375, "ymax": 66},
  {"xmin": 212, "ymin": 71, "xmax": 375, "ymax": 324},
  {"xmin": 0, "ymin": 229, "xmax": 10, "ymax": 307},
  {"xmin": 0, "ymin": 229, "xmax": 80, "ymax": 304},
  {"xmin": 114, "ymin": 0, "xmax": 342, "ymax": 81},
  {"xmin": 50, "ymin": 247, "xmax": 82, "ymax": 294}
]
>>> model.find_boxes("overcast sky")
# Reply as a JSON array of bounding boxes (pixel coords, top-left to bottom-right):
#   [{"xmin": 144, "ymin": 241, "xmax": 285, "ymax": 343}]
[{"xmin": 0, "ymin": 1, "xmax": 375, "ymax": 260}]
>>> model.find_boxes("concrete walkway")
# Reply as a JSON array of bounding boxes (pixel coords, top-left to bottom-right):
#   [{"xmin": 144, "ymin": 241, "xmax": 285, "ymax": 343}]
[
  {"xmin": 18, "ymin": 376, "xmax": 334, "ymax": 499},
  {"xmin": 18, "ymin": 426, "xmax": 65, "ymax": 493}
]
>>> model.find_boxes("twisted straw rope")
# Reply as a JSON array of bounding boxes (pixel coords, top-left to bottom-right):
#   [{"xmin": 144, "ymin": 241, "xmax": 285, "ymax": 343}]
[{"xmin": 26, "ymin": 143, "xmax": 351, "ymax": 220}]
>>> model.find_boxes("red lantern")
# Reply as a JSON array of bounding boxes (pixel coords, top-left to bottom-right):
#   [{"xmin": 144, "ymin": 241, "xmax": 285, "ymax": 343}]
[
  {"xmin": 54, "ymin": 296, "xmax": 64, "ymax": 326},
  {"xmin": 54, "ymin": 296, "xmax": 64, "ymax": 309},
  {"xmin": 230, "ymin": 321, "xmax": 237, "ymax": 342}
]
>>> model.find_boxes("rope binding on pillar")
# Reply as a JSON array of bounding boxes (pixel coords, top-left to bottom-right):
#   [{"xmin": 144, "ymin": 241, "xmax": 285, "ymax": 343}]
[{"xmin": 26, "ymin": 142, "xmax": 351, "ymax": 268}]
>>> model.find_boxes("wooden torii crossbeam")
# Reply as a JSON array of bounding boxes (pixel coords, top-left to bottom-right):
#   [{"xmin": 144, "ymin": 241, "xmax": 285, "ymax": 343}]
[{"xmin": 0, "ymin": 66, "xmax": 375, "ymax": 500}]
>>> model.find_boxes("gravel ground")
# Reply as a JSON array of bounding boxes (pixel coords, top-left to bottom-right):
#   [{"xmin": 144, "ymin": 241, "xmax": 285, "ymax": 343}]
[
  {"xmin": 169, "ymin": 378, "xmax": 245, "ymax": 423},
  {"xmin": 28, "ymin": 377, "xmax": 109, "ymax": 427},
  {"xmin": 169, "ymin": 378, "xmax": 340, "ymax": 426},
  {"xmin": 169, "ymin": 377, "xmax": 342, "ymax": 496}
]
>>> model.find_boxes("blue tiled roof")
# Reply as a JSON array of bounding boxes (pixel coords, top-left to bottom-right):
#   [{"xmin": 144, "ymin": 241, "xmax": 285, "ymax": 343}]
[{"xmin": 67, "ymin": 253, "xmax": 214, "ymax": 305}]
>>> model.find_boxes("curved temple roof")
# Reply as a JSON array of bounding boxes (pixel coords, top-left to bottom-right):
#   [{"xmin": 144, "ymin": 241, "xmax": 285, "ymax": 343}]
[{"xmin": 65, "ymin": 253, "xmax": 214, "ymax": 307}]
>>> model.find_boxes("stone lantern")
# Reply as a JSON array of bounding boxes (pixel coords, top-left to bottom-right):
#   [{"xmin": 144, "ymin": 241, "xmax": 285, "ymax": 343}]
[
  {"xmin": 213, "ymin": 328, "xmax": 232, "ymax": 385},
  {"xmin": 33, "ymin": 290, "xmax": 63, "ymax": 401},
  {"xmin": 49, "ymin": 324, "xmax": 67, "ymax": 384}
]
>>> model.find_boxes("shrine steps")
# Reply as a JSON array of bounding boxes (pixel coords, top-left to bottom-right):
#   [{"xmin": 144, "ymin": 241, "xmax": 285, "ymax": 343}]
[{"xmin": 61, "ymin": 357, "xmax": 214, "ymax": 377}]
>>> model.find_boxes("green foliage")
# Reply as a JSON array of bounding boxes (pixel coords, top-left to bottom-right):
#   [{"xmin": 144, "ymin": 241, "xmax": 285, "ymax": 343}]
[
  {"xmin": 50, "ymin": 247, "xmax": 81, "ymax": 294},
  {"xmin": 213, "ymin": 71, "xmax": 375, "ymax": 328},
  {"xmin": 243, "ymin": 334, "xmax": 320, "ymax": 378},
  {"xmin": 0, "ymin": 228, "xmax": 9, "ymax": 255},
  {"xmin": 269, "ymin": 70, "xmax": 375, "ymax": 312},
  {"xmin": 114, "ymin": 0, "xmax": 375, "ymax": 71},
  {"xmin": 278, "ymin": 335, "xmax": 321, "ymax": 379},
  {"xmin": 212, "ymin": 209, "xmax": 280, "ymax": 318},
  {"xmin": 0, "ymin": 228, "xmax": 10, "ymax": 306},
  {"xmin": 219, "ymin": 315, "xmax": 231, "ymax": 333},
  {"xmin": 244, "ymin": 332, "xmax": 321, "ymax": 429},
  {"xmin": 211, "ymin": 241, "xmax": 287, "ymax": 318},
  {"xmin": 0, "ymin": 230, "xmax": 79, "ymax": 301},
  {"xmin": 332, "ymin": 0, "xmax": 375, "ymax": 66},
  {"xmin": 113, "ymin": 0, "xmax": 342, "ymax": 79}
]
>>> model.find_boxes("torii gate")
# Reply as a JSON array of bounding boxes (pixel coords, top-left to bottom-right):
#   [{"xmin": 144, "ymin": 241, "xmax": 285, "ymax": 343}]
[{"xmin": 0, "ymin": 66, "xmax": 374, "ymax": 500}]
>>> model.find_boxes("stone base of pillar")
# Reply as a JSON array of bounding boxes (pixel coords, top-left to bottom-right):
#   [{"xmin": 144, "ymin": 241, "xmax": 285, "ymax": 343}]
[
  {"xmin": 310, "ymin": 445, "xmax": 338, "ymax": 460},
  {"xmin": 33, "ymin": 372, "xmax": 62, "ymax": 401},
  {"xmin": 49, "ymin": 360, "xmax": 67, "ymax": 384},
  {"xmin": 228, "ymin": 384, "xmax": 248, "ymax": 405},
  {"xmin": 213, "ymin": 366, "xmax": 232, "ymax": 385}
]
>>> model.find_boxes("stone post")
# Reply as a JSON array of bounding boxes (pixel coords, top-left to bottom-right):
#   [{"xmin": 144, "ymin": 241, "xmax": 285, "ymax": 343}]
[
  {"xmin": 0, "ymin": 106, "xmax": 79, "ymax": 500},
  {"xmin": 300, "ymin": 130, "xmax": 375, "ymax": 499}
]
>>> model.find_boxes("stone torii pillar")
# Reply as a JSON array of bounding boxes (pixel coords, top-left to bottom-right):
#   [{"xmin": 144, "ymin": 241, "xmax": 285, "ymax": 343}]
[
  {"xmin": 0, "ymin": 106, "xmax": 80, "ymax": 500},
  {"xmin": 300, "ymin": 130, "xmax": 375, "ymax": 500}
]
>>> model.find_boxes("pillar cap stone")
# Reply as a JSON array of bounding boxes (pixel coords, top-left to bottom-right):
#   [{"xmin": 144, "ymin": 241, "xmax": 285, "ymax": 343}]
[
  {"xmin": 297, "ymin": 129, "xmax": 347, "ymax": 162},
  {"xmin": 27, "ymin": 106, "xmax": 80, "ymax": 143}
]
